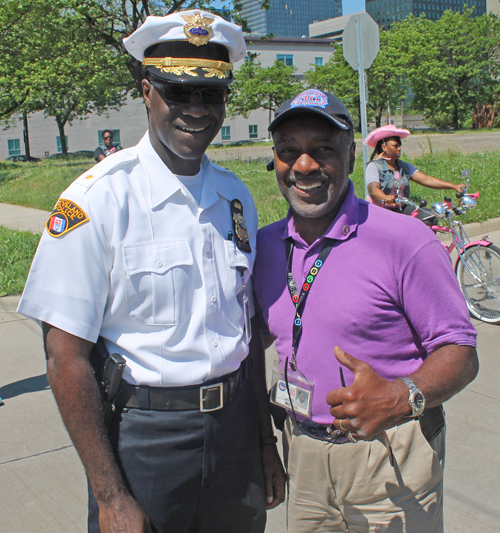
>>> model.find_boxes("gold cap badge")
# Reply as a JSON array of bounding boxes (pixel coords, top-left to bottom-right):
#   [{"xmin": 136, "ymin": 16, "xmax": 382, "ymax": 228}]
[{"xmin": 182, "ymin": 13, "xmax": 214, "ymax": 47}]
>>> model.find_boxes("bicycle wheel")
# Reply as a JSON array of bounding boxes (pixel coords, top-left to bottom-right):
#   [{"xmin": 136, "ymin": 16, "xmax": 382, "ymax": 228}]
[{"xmin": 455, "ymin": 244, "xmax": 500, "ymax": 324}]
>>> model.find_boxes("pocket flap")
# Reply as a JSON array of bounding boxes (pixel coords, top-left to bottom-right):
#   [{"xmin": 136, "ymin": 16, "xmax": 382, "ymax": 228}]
[
  {"xmin": 124, "ymin": 240, "xmax": 193, "ymax": 275},
  {"xmin": 225, "ymin": 241, "xmax": 252, "ymax": 271}
]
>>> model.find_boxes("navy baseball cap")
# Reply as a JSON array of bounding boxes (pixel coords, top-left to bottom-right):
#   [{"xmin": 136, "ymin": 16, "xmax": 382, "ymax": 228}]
[{"xmin": 268, "ymin": 89, "xmax": 353, "ymax": 133}]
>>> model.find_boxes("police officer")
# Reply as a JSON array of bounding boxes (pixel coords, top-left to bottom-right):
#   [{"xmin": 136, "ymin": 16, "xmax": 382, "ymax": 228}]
[{"xmin": 18, "ymin": 10, "xmax": 285, "ymax": 533}]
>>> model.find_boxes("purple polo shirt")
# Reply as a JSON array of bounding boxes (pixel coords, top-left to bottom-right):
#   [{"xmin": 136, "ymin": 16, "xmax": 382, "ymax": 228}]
[{"xmin": 254, "ymin": 181, "xmax": 477, "ymax": 425}]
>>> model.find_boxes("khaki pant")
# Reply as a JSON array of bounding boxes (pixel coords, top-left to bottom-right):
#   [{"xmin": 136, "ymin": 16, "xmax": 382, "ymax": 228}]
[{"xmin": 283, "ymin": 417, "xmax": 445, "ymax": 533}]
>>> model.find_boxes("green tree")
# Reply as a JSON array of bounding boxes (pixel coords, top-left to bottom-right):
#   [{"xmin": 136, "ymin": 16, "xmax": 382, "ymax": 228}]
[
  {"xmin": 0, "ymin": 0, "xmax": 128, "ymax": 153},
  {"xmin": 227, "ymin": 57, "xmax": 303, "ymax": 133},
  {"xmin": 0, "ymin": 0, "xmax": 272, "ymax": 152},
  {"xmin": 395, "ymin": 9, "xmax": 500, "ymax": 130},
  {"xmin": 71, "ymin": 0, "xmax": 271, "ymax": 96}
]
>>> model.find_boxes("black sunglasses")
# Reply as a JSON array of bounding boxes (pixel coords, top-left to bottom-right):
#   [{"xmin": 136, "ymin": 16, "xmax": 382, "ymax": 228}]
[{"xmin": 151, "ymin": 80, "xmax": 230, "ymax": 106}]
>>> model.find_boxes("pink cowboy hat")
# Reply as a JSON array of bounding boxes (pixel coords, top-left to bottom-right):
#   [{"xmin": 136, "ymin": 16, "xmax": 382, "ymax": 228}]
[{"xmin": 364, "ymin": 124, "xmax": 411, "ymax": 148}]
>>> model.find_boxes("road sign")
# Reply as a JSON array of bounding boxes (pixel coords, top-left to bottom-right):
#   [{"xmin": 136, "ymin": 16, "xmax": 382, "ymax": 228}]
[
  {"xmin": 343, "ymin": 12, "xmax": 380, "ymax": 71},
  {"xmin": 342, "ymin": 13, "xmax": 380, "ymax": 197}
]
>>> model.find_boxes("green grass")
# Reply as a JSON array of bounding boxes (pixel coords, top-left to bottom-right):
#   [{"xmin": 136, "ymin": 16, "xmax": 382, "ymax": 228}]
[
  {"xmin": 1, "ymin": 151, "xmax": 499, "ymax": 225},
  {"xmin": 216, "ymin": 150, "xmax": 500, "ymax": 227},
  {"xmin": 0, "ymin": 225, "xmax": 41, "ymax": 296},
  {"xmin": 1, "ymin": 150, "xmax": 499, "ymax": 295},
  {"xmin": 0, "ymin": 159, "xmax": 93, "ymax": 211}
]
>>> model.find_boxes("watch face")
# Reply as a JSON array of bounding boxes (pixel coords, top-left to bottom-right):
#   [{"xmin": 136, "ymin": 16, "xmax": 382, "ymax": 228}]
[{"xmin": 414, "ymin": 393, "xmax": 425, "ymax": 410}]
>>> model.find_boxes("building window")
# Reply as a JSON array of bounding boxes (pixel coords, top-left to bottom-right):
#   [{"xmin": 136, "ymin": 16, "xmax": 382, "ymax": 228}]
[
  {"xmin": 56, "ymin": 136, "xmax": 69, "ymax": 152},
  {"xmin": 277, "ymin": 54, "xmax": 293, "ymax": 66},
  {"xmin": 221, "ymin": 126, "xmax": 230, "ymax": 141},
  {"xmin": 315, "ymin": 57, "xmax": 323, "ymax": 66},
  {"xmin": 249, "ymin": 125, "xmax": 258, "ymax": 139},
  {"xmin": 97, "ymin": 129, "xmax": 121, "ymax": 147},
  {"xmin": 7, "ymin": 139, "xmax": 21, "ymax": 156}
]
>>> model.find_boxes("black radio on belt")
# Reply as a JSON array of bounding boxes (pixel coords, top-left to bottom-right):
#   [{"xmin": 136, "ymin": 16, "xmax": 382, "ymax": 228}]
[
  {"xmin": 103, "ymin": 353, "xmax": 126, "ymax": 399},
  {"xmin": 90, "ymin": 337, "xmax": 126, "ymax": 428}
]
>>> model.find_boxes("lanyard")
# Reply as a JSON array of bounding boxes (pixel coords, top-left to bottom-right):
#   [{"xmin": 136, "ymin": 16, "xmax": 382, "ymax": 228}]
[{"xmin": 285, "ymin": 237, "xmax": 335, "ymax": 371}]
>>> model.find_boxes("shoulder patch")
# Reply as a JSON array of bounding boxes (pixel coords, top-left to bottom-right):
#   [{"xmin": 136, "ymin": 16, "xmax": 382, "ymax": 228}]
[{"xmin": 46, "ymin": 199, "xmax": 89, "ymax": 237}]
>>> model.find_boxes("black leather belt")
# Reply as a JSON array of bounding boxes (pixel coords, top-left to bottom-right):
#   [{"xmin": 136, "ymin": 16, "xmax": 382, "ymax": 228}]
[{"xmin": 114, "ymin": 366, "xmax": 242, "ymax": 412}]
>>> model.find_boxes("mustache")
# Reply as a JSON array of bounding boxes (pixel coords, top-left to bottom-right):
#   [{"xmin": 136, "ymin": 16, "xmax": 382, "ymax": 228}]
[{"xmin": 287, "ymin": 170, "xmax": 328, "ymax": 182}]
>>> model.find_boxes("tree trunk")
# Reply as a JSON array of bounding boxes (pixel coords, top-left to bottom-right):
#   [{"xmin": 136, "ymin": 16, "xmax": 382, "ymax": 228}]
[
  {"xmin": 473, "ymin": 103, "xmax": 497, "ymax": 129},
  {"xmin": 56, "ymin": 117, "xmax": 68, "ymax": 154},
  {"xmin": 452, "ymin": 108, "xmax": 459, "ymax": 130},
  {"xmin": 23, "ymin": 112, "xmax": 31, "ymax": 159}
]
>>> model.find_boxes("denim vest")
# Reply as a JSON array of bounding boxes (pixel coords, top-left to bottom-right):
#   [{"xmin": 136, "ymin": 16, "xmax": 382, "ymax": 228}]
[{"xmin": 372, "ymin": 158, "xmax": 412, "ymax": 198}]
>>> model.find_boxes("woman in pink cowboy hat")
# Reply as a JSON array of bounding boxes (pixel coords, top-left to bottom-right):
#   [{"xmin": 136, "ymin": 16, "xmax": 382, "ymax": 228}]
[{"xmin": 364, "ymin": 124, "xmax": 465, "ymax": 216}]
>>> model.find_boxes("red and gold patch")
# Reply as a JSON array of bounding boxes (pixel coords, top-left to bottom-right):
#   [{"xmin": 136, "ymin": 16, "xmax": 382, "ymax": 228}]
[{"xmin": 46, "ymin": 199, "xmax": 89, "ymax": 238}]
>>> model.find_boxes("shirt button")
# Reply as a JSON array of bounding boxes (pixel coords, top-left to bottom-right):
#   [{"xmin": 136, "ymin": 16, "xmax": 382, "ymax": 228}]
[
  {"xmin": 211, "ymin": 296, "xmax": 217, "ymax": 303},
  {"xmin": 156, "ymin": 260, "xmax": 163, "ymax": 268},
  {"xmin": 212, "ymin": 340, "xmax": 218, "ymax": 347},
  {"xmin": 342, "ymin": 225, "xmax": 350, "ymax": 235},
  {"xmin": 205, "ymin": 251, "xmax": 212, "ymax": 259}
]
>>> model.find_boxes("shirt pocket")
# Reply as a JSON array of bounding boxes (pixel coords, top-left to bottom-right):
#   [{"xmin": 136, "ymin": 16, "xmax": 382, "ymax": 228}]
[{"xmin": 123, "ymin": 240, "xmax": 193, "ymax": 326}]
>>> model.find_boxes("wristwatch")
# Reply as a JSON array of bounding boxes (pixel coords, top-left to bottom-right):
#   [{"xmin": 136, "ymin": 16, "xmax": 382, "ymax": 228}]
[{"xmin": 397, "ymin": 377, "xmax": 426, "ymax": 417}]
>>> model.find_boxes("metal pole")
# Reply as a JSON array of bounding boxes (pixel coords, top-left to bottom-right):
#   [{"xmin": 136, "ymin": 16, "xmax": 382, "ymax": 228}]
[{"xmin": 355, "ymin": 16, "xmax": 370, "ymax": 198}]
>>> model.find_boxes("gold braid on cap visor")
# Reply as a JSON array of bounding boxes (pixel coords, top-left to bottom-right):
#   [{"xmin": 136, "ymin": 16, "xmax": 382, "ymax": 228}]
[{"xmin": 142, "ymin": 57, "xmax": 233, "ymax": 79}]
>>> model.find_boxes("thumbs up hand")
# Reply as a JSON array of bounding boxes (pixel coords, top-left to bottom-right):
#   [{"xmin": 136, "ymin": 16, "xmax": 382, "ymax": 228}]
[{"xmin": 326, "ymin": 346, "xmax": 410, "ymax": 440}]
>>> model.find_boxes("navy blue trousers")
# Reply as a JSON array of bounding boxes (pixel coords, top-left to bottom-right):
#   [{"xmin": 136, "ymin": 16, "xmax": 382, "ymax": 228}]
[{"xmin": 88, "ymin": 379, "xmax": 267, "ymax": 532}]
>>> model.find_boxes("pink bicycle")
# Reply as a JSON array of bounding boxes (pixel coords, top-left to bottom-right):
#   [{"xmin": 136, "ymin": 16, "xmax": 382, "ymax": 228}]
[{"xmin": 393, "ymin": 170, "xmax": 500, "ymax": 324}]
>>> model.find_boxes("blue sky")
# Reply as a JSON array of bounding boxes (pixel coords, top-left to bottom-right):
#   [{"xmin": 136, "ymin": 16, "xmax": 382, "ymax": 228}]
[{"xmin": 210, "ymin": 1, "xmax": 366, "ymax": 16}]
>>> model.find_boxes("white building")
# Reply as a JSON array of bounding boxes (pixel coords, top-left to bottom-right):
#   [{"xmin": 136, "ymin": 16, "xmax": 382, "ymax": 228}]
[
  {"xmin": 1, "ymin": 36, "xmax": 336, "ymax": 160},
  {"xmin": 487, "ymin": 0, "xmax": 500, "ymax": 15}
]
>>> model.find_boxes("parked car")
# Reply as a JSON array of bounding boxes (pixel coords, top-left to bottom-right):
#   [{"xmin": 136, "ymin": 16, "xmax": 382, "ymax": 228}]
[
  {"xmin": 47, "ymin": 152, "xmax": 75, "ymax": 158},
  {"xmin": 5, "ymin": 154, "xmax": 41, "ymax": 162},
  {"xmin": 72, "ymin": 150, "xmax": 95, "ymax": 158},
  {"xmin": 228, "ymin": 140, "xmax": 255, "ymax": 147}
]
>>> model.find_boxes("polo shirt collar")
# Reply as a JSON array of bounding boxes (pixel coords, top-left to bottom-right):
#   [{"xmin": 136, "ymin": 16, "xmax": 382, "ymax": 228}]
[
  {"xmin": 283, "ymin": 180, "xmax": 360, "ymax": 245},
  {"xmin": 137, "ymin": 132, "xmax": 241, "ymax": 210}
]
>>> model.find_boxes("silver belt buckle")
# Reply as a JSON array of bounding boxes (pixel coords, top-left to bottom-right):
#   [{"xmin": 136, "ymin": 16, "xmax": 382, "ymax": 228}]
[{"xmin": 200, "ymin": 382, "xmax": 224, "ymax": 412}]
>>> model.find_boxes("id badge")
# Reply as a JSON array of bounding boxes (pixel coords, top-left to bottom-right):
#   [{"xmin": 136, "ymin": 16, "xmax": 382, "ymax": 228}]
[{"xmin": 270, "ymin": 359, "xmax": 314, "ymax": 418}]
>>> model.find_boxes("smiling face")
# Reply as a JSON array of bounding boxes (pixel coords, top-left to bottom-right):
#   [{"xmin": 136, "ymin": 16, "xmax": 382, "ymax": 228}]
[
  {"xmin": 272, "ymin": 114, "xmax": 355, "ymax": 243},
  {"xmin": 143, "ymin": 79, "xmax": 226, "ymax": 175}
]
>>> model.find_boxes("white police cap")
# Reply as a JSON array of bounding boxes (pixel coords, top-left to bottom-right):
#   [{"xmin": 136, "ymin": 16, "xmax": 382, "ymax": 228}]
[{"xmin": 123, "ymin": 10, "xmax": 246, "ymax": 85}]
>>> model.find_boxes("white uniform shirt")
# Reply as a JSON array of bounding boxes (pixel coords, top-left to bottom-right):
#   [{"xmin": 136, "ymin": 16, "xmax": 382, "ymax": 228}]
[{"xmin": 18, "ymin": 133, "xmax": 257, "ymax": 387}]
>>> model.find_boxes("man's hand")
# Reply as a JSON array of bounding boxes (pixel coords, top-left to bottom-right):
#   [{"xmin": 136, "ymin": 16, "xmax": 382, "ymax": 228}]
[
  {"xmin": 326, "ymin": 346, "xmax": 409, "ymax": 440},
  {"xmin": 98, "ymin": 493, "xmax": 153, "ymax": 533},
  {"xmin": 260, "ymin": 444, "xmax": 286, "ymax": 509}
]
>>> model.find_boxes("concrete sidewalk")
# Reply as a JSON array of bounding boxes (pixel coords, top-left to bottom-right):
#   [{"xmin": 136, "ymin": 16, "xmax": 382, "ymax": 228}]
[
  {"xmin": 1, "ymin": 288, "xmax": 500, "ymax": 531},
  {"xmin": 1, "ymin": 203, "xmax": 500, "ymax": 531},
  {"xmin": 0, "ymin": 203, "xmax": 50, "ymax": 233}
]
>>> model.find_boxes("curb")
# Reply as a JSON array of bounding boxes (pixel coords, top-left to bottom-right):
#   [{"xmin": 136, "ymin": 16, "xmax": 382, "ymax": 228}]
[{"xmin": 462, "ymin": 216, "xmax": 500, "ymax": 238}]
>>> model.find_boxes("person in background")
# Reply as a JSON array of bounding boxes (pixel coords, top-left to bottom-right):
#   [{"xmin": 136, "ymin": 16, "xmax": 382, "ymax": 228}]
[
  {"xmin": 365, "ymin": 124, "xmax": 464, "ymax": 214},
  {"xmin": 94, "ymin": 129, "xmax": 122, "ymax": 162}
]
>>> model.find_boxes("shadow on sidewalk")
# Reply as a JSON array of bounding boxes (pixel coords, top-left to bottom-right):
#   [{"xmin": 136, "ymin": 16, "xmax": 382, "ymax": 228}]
[{"xmin": 0, "ymin": 373, "xmax": 49, "ymax": 400}]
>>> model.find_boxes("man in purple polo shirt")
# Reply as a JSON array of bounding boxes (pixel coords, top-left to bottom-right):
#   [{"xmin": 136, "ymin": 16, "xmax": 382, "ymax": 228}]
[{"xmin": 253, "ymin": 89, "xmax": 478, "ymax": 532}]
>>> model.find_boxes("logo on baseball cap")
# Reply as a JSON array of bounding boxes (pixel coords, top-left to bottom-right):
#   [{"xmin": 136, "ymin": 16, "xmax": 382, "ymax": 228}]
[{"xmin": 268, "ymin": 89, "xmax": 353, "ymax": 132}]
